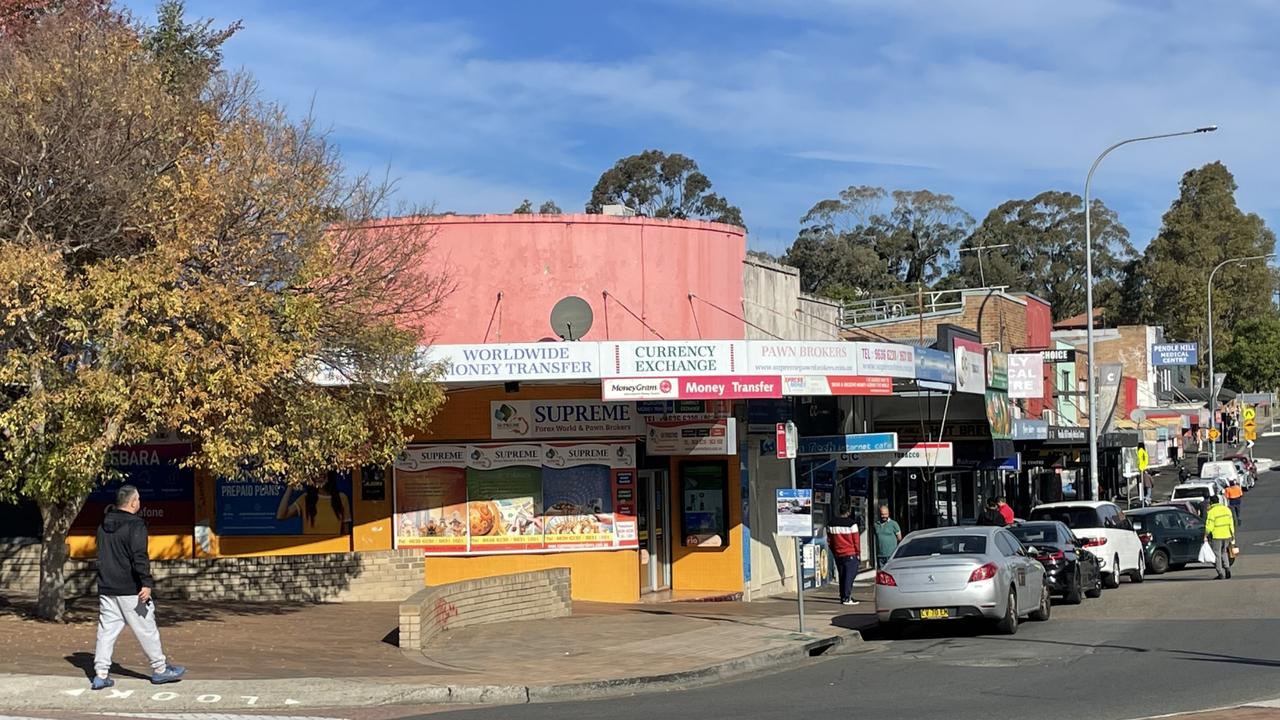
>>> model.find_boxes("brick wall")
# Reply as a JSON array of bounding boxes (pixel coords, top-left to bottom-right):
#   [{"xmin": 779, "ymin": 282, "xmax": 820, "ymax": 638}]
[
  {"xmin": 0, "ymin": 540, "xmax": 423, "ymax": 602},
  {"xmin": 851, "ymin": 291, "xmax": 1030, "ymax": 351},
  {"xmin": 399, "ymin": 568, "xmax": 571, "ymax": 649}
]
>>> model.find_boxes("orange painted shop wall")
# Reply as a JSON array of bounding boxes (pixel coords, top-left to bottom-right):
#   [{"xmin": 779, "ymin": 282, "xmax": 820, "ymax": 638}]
[
  {"xmin": 353, "ymin": 466, "xmax": 394, "ymax": 552},
  {"xmin": 194, "ymin": 467, "xmax": 354, "ymax": 558},
  {"xmin": 68, "ymin": 534, "xmax": 194, "ymax": 560},
  {"xmin": 424, "ymin": 549, "xmax": 639, "ymax": 603},
  {"xmin": 669, "ymin": 458, "xmax": 744, "ymax": 594},
  {"xmin": 413, "ymin": 384, "xmax": 603, "ymax": 441}
]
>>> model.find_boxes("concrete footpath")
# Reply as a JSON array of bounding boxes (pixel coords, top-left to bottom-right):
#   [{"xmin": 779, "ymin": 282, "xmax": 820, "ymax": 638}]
[{"xmin": 0, "ymin": 583, "xmax": 874, "ymax": 712}]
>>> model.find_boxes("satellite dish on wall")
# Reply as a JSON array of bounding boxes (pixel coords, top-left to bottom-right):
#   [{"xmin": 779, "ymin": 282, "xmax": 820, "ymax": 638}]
[{"xmin": 550, "ymin": 296, "xmax": 593, "ymax": 341}]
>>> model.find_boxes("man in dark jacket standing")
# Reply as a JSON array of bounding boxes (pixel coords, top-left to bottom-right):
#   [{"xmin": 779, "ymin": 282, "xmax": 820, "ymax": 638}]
[{"xmin": 92, "ymin": 485, "xmax": 185, "ymax": 689}]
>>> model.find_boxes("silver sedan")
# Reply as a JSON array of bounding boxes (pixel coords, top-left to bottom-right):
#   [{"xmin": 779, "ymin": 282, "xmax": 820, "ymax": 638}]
[{"xmin": 874, "ymin": 525, "xmax": 1050, "ymax": 635}]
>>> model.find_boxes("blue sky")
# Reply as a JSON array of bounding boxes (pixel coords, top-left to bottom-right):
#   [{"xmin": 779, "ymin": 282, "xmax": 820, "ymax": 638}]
[{"xmin": 128, "ymin": 0, "xmax": 1280, "ymax": 256}]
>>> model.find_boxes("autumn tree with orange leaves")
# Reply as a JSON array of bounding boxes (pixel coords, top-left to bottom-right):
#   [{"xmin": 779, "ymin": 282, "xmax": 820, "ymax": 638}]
[{"xmin": 0, "ymin": 2, "xmax": 449, "ymax": 620}]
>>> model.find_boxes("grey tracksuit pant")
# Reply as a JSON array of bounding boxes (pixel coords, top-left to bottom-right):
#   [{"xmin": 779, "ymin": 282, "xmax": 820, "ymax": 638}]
[
  {"xmin": 94, "ymin": 595, "xmax": 167, "ymax": 678},
  {"xmin": 1212, "ymin": 538, "xmax": 1233, "ymax": 578}
]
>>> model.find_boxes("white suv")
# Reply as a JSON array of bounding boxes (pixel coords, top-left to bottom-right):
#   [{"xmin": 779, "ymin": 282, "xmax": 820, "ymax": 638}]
[{"xmin": 1028, "ymin": 501, "xmax": 1145, "ymax": 588}]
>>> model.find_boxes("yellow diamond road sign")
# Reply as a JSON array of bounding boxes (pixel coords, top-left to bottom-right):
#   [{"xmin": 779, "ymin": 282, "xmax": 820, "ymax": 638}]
[
  {"xmin": 1244, "ymin": 406, "xmax": 1257, "ymax": 422},
  {"xmin": 1208, "ymin": 428, "xmax": 1221, "ymax": 441}
]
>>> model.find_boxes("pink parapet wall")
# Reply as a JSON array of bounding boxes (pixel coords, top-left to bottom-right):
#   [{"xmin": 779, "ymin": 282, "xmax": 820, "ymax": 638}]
[{"xmin": 401, "ymin": 214, "xmax": 748, "ymax": 344}]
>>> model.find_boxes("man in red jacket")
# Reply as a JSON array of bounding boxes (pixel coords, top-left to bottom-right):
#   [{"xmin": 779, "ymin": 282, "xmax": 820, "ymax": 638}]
[
  {"xmin": 826, "ymin": 504, "xmax": 861, "ymax": 606},
  {"xmin": 997, "ymin": 497, "xmax": 1015, "ymax": 526}
]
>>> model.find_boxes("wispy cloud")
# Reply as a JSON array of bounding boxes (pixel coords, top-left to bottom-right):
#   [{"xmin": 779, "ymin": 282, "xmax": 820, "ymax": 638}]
[{"xmin": 130, "ymin": 0, "xmax": 1280, "ymax": 254}]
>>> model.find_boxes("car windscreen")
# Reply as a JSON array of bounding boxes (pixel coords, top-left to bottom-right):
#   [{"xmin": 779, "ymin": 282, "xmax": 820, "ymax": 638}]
[
  {"xmin": 1028, "ymin": 507, "xmax": 1102, "ymax": 529},
  {"xmin": 895, "ymin": 535, "xmax": 988, "ymax": 557},
  {"xmin": 1172, "ymin": 487, "xmax": 1210, "ymax": 500},
  {"xmin": 1009, "ymin": 525, "xmax": 1060, "ymax": 545}
]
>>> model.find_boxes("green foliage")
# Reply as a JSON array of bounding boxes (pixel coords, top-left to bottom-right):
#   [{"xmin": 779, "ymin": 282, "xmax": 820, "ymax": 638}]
[
  {"xmin": 1219, "ymin": 310, "xmax": 1280, "ymax": 392},
  {"xmin": 783, "ymin": 186, "xmax": 972, "ymax": 299},
  {"xmin": 537, "ymin": 199, "xmax": 561, "ymax": 214},
  {"xmin": 0, "ymin": 2, "xmax": 447, "ymax": 618},
  {"xmin": 587, "ymin": 149, "xmax": 744, "ymax": 228},
  {"xmin": 513, "ymin": 199, "xmax": 533, "ymax": 214},
  {"xmin": 141, "ymin": 0, "xmax": 240, "ymax": 92},
  {"xmin": 1124, "ymin": 162, "xmax": 1276, "ymax": 361},
  {"xmin": 948, "ymin": 191, "xmax": 1134, "ymax": 320}
]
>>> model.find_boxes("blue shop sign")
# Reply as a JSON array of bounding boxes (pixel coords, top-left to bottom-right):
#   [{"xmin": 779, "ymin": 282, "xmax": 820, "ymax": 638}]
[
  {"xmin": 1151, "ymin": 342, "xmax": 1199, "ymax": 367},
  {"xmin": 797, "ymin": 433, "xmax": 898, "ymax": 455},
  {"xmin": 914, "ymin": 347, "xmax": 957, "ymax": 384}
]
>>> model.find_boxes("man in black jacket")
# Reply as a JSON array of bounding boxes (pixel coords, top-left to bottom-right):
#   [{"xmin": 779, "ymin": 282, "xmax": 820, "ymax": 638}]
[{"xmin": 91, "ymin": 485, "xmax": 185, "ymax": 689}]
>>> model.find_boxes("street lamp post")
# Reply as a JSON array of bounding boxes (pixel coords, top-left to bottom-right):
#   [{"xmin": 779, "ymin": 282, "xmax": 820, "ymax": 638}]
[
  {"xmin": 1207, "ymin": 254, "xmax": 1274, "ymax": 460},
  {"xmin": 1083, "ymin": 126, "xmax": 1217, "ymax": 499}
]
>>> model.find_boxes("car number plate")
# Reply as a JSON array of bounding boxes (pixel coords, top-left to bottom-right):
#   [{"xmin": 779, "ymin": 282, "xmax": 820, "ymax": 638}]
[{"xmin": 919, "ymin": 608, "xmax": 950, "ymax": 620}]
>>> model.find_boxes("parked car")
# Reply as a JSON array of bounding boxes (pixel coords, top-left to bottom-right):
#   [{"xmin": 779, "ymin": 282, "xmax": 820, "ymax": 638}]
[
  {"xmin": 1200, "ymin": 460, "xmax": 1245, "ymax": 489},
  {"xmin": 875, "ymin": 526, "xmax": 1050, "ymax": 636},
  {"xmin": 1154, "ymin": 499, "xmax": 1203, "ymax": 517},
  {"xmin": 1223, "ymin": 454, "xmax": 1257, "ymax": 489},
  {"xmin": 1170, "ymin": 481, "xmax": 1225, "ymax": 512},
  {"xmin": 1126, "ymin": 506, "xmax": 1206, "ymax": 574},
  {"xmin": 1027, "ymin": 501, "xmax": 1145, "ymax": 588},
  {"xmin": 1008, "ymin": 520, "xmax": 1104, "ymax": 604}
]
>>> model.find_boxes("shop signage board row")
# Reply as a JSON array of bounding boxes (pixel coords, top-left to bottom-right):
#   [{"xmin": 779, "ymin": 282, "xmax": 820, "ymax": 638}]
[
  {"xmin": 953, "ymin": 338, "xmax": 986, "ymax": 394},
  {"xmin": 836, "ymin": 441, "xmax": 954, "ymax": 468},
  {"xmin": 759, "ymin": 432, "xmax": 899, "ymax": 457},
  {"xmin": 392, "ymin": 442, "xmax": 640, "ymax": 555},
  {"xmin": 602, "ymin": 374, "xmax": 895, "ymax": 401},
  {"xmin": 427, "ymin": 340, "xmax": 941, "ymax": 384},
  {"xmin": 1008, "ymin": 353, "xmax": 1045, "ymax": 399}
]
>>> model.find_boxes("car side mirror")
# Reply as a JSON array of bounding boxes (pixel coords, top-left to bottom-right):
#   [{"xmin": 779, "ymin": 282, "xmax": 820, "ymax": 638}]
[{"xmin": 1025, "ymin": 546, "xmax": 1038, "ymax": 555}]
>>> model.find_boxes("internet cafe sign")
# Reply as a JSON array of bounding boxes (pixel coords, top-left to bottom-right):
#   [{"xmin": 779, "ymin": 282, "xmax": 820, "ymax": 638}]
[
  {"xmin": 491, "ymin": 400, "xmax": 640, "ymax": 439},
  {"xmin": 838, "ymin": 442, "xmax": 954, "ymax": 468},
  {"xmin": 603, "ymin": 341, "xmax": 745, "ymax": 377},
  {"xmin": 427, "ymin": 343, "xmax": 600, "ymax": 382}
]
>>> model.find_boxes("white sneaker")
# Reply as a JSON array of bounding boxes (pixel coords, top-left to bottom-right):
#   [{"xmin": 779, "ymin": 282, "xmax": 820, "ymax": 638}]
[{"xmin": 842, "ymin": 599, "xmax": 859, "ymax": 606}]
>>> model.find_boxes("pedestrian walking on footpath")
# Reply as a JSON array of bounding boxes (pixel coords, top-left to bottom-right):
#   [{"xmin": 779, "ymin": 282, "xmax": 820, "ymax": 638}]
[
  {"xmin": 874, "ymin": 505, "xmax": 903, "ymax": 568},
  {"xmin": 92, "ymin": 485, "xmax": 185, "ymax": 689},
  {"xmin": 1203, "ymin": 496, "xmax": 1236, "ymax": 581},
  {"xmin": 826, "ymin": 504, "xmax": 861, "ymax": 606},
  {"xmin": 1225, "ymin": 480, "xmax": 1244, "ymax": 526}
]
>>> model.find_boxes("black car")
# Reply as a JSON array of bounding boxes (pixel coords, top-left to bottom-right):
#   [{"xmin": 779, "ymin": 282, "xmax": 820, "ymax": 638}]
[
  {"xmin": 1009, "ymin": 521, "xmax": 1104, "ymax": 604},
  {"xmin": 1126, "ymin": 507, "xmax": 1206, "ymax": 574}
]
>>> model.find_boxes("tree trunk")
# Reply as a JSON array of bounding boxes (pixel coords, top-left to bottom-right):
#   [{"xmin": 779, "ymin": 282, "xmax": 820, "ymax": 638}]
[{"xmin": 36, "ymin": 497, "xmax": 86, "ymax": 622}]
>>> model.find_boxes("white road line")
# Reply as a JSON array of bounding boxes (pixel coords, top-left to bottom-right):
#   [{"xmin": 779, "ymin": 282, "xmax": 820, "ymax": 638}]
[
  {"xmin": 0, "ymin": 715, "xmax": 62, "ymax": 720},
  {"xmin": 97, "ymin": 714, "xmax": 348, "ymax": 720}
]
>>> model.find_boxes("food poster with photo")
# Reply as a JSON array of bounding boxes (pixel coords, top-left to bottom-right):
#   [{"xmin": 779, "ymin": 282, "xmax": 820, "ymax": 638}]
[
  {"xmin": 541, "ymin": 443, "xmax": 629, "ymax": 549},
  {"xmin": 394, "ymin": 445, "xmax": 470, "ymax": 551},
  {"xmin": 466, "ymin": 444, "xmax": 545, "ymax": 551}
]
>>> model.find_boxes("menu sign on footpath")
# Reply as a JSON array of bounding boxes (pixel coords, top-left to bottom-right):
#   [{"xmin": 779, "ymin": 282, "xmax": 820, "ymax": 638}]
[
  {"xmin": 426, "ymin": 343, "xmax": 600, "ymax": 382},
  {"xmin": 747, "ymin": 341, "xmax": 857, "ymax": 374},
  {"xmin": 854, "ymin": 342, "xmax": 917, "ymax": 378},
  {"xmin": 602, "ymin": 341, "xmax": 745, "ymax": 377},
  {"xmin": 490, "ymin": 400, "xmax": 640, "ymax": 439}
]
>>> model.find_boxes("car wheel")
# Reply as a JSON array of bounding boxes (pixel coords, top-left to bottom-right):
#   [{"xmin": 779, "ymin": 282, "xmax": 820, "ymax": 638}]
[
  {"xmin": 1085, "ymin": 577, "xmax": 1103, "ymax": 599},
  {"xmin": 1064, "ymin": 568, "xmax": 1084, "ymax": 605},
  {"xmin": 1149, "ymin": 549, "xmax": 1169, "ymax": 575},
  {"xmin": 1129, "ymin": 552, "xmax": 1145, "ymax": 583},
  {"xmin": 1102, "ymin": 555, "xmax": 1121, "ymax": 588},
  {"xmin": 994, "ymin": 587, "xmax": 1018, "ymax": 635},
  {"xmin": 1030, "ymin": 583, "xmax": 1051, "ymax": 621}
]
